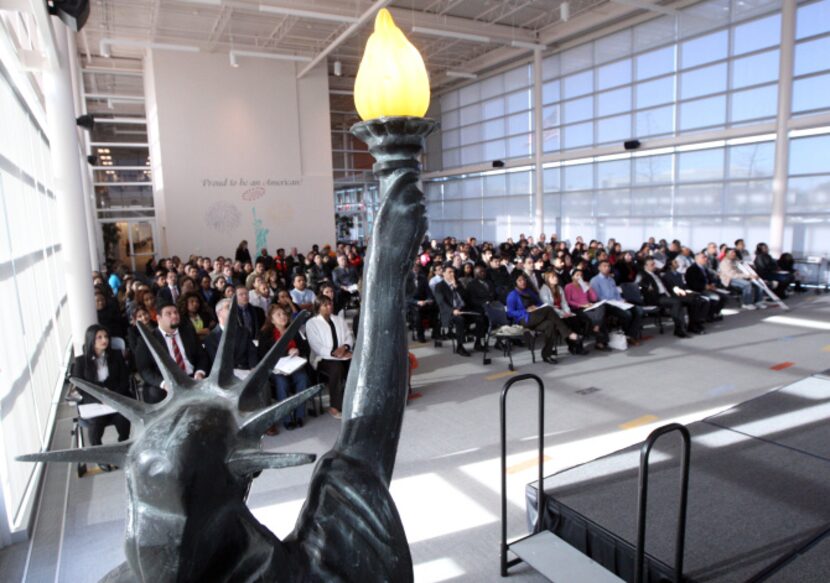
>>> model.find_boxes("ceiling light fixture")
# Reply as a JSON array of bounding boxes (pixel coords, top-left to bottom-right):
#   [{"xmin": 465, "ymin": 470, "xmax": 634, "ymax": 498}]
[
  {"xmin": 100, "ymin": 38, "xmax": 200, "ymax": 58},
  {"xmin": 446, "ymin": 71, "xmax": 478, "ymax": 79},
  {"xmin": 229, "ymin": 52, "xmax": 239, "ymax": 67},
  {"xmin": 229, "ymin": 49, "xmax": 313, "ymax": 63},
  {"xmin": 411, "ymin": 26, "xmax": 491, "ymax": 44},
  {"xmin": 258, "ymin": 5, "xmax": 359, "ymax": 24},
  {"xmin": 560, "ymin": 2, "xmax": 570, "ymax": 22},
  {"xmin": 511, "ymin": 40, "xmax": 546, "ymax": 51},
  {"xmin": 333, "ymin": 60, "xmax": 342, "ymax": 76}
]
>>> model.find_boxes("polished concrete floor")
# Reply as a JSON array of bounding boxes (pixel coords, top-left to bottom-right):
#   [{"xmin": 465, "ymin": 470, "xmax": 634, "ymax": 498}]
[{"xmin": 2, "ymin": 292, "xmax": 829, "ymax": 582}]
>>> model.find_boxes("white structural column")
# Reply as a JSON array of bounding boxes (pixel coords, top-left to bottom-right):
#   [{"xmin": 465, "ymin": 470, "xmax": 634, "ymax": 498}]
[
  {"xmin": 770, "ymin": 0, "xmax": 797, "ymax": 256},
  {"xmin": 66, "ymin": 28, "xmax": 101, "ymax": 269},
  {"xmin": 532, "ymin": 48, "xmax": 544, "ymax": 235},
  {"xmin": 43, "ymin": 17, "xmax": 96, "ymax": 354}
]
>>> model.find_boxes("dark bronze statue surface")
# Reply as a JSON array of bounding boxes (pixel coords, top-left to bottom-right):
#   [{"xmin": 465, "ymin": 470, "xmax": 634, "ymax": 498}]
[{"xmin": 19, "ymin": 115, "xmax": 437, "ymax": 582}]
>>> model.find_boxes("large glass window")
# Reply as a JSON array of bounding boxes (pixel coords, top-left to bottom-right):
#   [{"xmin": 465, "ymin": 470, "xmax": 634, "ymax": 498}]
[
  {"xmin": 793, "ymin": 0, "xmax": 830, "ymax": 115},
  {"xmin": 439, "ymin": 65, "xmax": 533, "ymax": 169}
]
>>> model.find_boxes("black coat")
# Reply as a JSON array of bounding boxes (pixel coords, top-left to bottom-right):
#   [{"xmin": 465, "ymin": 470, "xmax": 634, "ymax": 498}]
[
  {"xmin": 407, "ymin": 271, "xmax": 432, "ymax": 305},
  {"xmin": 685, "ymin": 263, "xmax": 713, "ymax": 293},
  {"xmin": 204, "ymin": 325, "xmax": 257, "ymax": 372},
  {"xmin": 97, "ymin": 304, "xmax": 127, "ymax": 339},
  {"xmin": 465, "ymin": 278, "xmax": 495, "ymax": 313},
  {"xmin": 639, "ymin": 271, "xmax": 673, "ymax": 305},
  {"xmin": 434, "ymin": 280, "xmax": 469, "ymax": 328},
  {"xmin": 236, "ymin": 304, "xmax": 265, "ymax": 339},
  {"xmin": 72, "ymin": 350, "xmax": 131, "ymax": 404},
  {"xmin": 135, "ymin": 324, "xmax": 210, "ymax": 393}
]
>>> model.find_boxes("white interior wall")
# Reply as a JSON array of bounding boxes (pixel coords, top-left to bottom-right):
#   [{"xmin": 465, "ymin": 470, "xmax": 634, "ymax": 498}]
[{"xmin": 144, "ymin": 51, "xmax": 335, "ymax": 259}]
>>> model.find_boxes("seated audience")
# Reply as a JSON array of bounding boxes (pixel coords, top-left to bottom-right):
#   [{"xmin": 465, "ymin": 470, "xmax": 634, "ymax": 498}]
[
  {"xmin": 590, "ymin": 260, "xmax": 643, "ymax": 344},
  {"xmin": 96, "ymin": 289, "xmax": 127, "ymax": 339},
  {"xmin": 306, "ymin": 296, "xmax": 353, "ymax": 419},
  {"xmin": 290, "ymin": 273, "xmax": 316, "ymax": 311},
  {"xmin": 507, "ymin": 273, "xmax": 584, "ymax": 362},
  {"xmin": 332, "ymin": 254, "xmax": 359, "ymax": 306},
  {"xmin": 135, "ymin": 300, "xmax": 209, "ymax": 403},
  {"xmin": 157, "ymin": 270, "xmax": 181, "ymax": 305},
  {"xmin": 407, "ymin": 262, "xmax": 438, "ymax": 343},
  {"xmin": 257, "ymin": 304, "xmax": 310, "ymax": 430},
  {"xmin": 434, "ymin": 267, "xmax": 486, "ymax": 357},
  {"xmin": 235, "ymin": 286, "xmax": 266, "ymax": 339},
  {"xmin": 73, "ymin": 325, "xmax": 132, "ymax": 466},
  {"xmin": 564, "ymin": 269, "xmax": 610, "ymax": 351},
  {"xmin": 718, "ymin": 248, "xmax": 766, "ymax": 310},
  {"xmin": 126, "ymin": 304, "xmax": 154, "ymax": 356},
  {"xmin": 640, "ymin": 258, "xmax": 697, "ymax": 338},
  {"xmin": 663, "ymin": 258, "xmax": 711, "ymax": 331},
  {"xmin": 177, "ymin": 291, "xmax": 214, "ymax": 342},
  {"xmin": 684, "ymin": 253, "xmax": 725, "ymax": 321},
  {"xmin": 754, "ymin": 242, "xmax": 794, "ymax": 297}
]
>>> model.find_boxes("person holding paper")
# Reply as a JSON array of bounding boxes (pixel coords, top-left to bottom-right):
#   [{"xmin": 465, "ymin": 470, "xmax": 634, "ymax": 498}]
[
  {"xmin": 507, "ymin": 273, "xmax": 585, "ymax": 362},
  {"xmin": 434, "ymin": 267, "xmax": 487, "ymax": 357},
  {"xmin": 205, "ymin": 298, "xmax": 258, "ymax": 372},
  {"xmin": 640, "ymin": 258, "xmax": 693, "ymax": 338},
  {"xmin": 73, "ymin": 325, "xmax": 133, "ymax": 468},
  {"xmin": 306, "ymin": 296, "xmax": 353, "ymax": 419},
  {"xmin": 560, "ymin": 270, "xmax": 610, "ymax": 351},
  {"xmin": 258, "ymin": 304, "xmax": 310, "ymax": 430},
  {"xmin": 590, "ymin": 260, "xmax": 643, "ymax": 344}
]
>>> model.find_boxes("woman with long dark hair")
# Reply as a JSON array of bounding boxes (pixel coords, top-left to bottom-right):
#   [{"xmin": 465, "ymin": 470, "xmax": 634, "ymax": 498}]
[
  {"xmin": 72, "ymin": 325, "xmax": 133, "ymax": 469},
  {"xmin": 257, "ymin": 304, "xmax": 310, "ymax": 430}
]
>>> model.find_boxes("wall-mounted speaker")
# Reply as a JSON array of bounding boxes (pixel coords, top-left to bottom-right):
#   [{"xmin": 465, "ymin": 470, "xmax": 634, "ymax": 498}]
[
  {"xmin": 76, "ymin": 114, "xmax": 94, "ymax": 131},
  {"xmin": 87, "ymin": 155, "xmax": 97, "ymax": 165},
  {"xmin": 492, "ymin": 160, "xmax": 505, "ymax": 168},
  {"xmin": 624, "ymin": 139, "xmax": 641, "ymax": 150},
  {"xmin": 47, "ymin": 0, "xmax": 90, "ymax": 32}
]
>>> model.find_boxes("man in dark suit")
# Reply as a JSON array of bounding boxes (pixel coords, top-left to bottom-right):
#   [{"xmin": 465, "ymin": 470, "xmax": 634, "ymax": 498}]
[
  {"xmin": 434, "ymin": 268, "xmax": 486, "ymax": 357},
  {"xmin": 685, "ymin": 252, "xmax": 725, "ymax": 321},
  {"xmin": 204, "ymin": 298, "xmax": 257, "ymax": 370},
  {"xmin": 135, "ymin": 300, "xmax": 209, "ymax": 403},
  {"xmin": 639, "ymin": 257, "xmax": 690, "ymax": 338},
  {"xmin": 487, "ymin": 255, "xmax": 512, "ymax": 303},
  {"xmin": 235, "ymin": 286, "xmax": 265, "ymax": 340},
  {"xmin": 465, "ymin": 265, "xmax": 496, "ymax": 314},
  {"xmin": 406, "ymin": 263, "xmax": 438, "ymax": 343},
  {"xmin": 157, "ymin": 270, "xmax": 181, "ymax": 305},
  {"xmin": 664, "ymin": 259, "xmax": 709, "ymax": 332}
]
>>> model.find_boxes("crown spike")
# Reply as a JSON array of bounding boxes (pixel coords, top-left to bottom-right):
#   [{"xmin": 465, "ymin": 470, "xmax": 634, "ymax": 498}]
[
  {"xmin": 70, "ymin": 377, "xmax": 154, "ymax": 425},
  {"xmin": 238, "ymin": 384, "xmax": 323, "ymax": 439},
  {"xmin": 17, "ymin": 441, "xmax": 132, "ymax": 466},
  {"xmin": 227, "ymin": 450, "xmax": 316, "ymax": 476},
  {"xmin": 207, "ymin": 297, "xmax": 243, "ymax": 389},
  {"xmin": 236, "ymin": 311, "xmax": 311, "ymax": 409},
  {"xmin": 137, "ymin": 321, "xmax": 196, "ymax": 393}
]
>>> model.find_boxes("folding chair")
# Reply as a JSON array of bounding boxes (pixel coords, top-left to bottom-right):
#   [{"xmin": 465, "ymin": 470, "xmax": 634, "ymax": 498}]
[
  {"xmin": 484, "ymin": 302, "xmax": 543, "ymax": 371},
  {"xmin": 620, "ymin": 282, "xmax": 665, "ymax": 334}
]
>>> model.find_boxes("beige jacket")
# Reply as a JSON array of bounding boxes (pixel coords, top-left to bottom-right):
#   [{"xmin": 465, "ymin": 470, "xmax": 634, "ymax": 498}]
[{"xmin": 718, "ymin": 258, "xmax": 749, "ymax": 287}]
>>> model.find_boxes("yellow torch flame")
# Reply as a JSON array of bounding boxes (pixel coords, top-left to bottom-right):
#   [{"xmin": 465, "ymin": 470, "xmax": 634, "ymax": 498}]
[{"xmin": 354, "ymin": 8, "xmax": 430, "ymax": 120}]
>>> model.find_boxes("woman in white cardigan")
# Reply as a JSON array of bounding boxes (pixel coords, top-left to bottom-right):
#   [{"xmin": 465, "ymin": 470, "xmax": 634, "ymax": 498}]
[{"xmin": 306, "ymin": 296, "xmax": 354, "ymax": 418}]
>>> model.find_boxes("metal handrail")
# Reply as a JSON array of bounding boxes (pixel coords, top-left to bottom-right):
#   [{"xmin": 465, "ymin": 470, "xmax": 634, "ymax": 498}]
[
  {"xmin": 634, "ymin": 423, "xmax": 692, "ymax": 583},
  {"xmin": 500, "ymin": 373, "xmax": 546, "ymax": 577}
]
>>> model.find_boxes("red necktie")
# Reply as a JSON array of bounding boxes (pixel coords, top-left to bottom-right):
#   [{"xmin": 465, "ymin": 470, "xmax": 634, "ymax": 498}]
[{"xmin": 168, "ymin": 333, "xmax": 186, "ymax": 371}]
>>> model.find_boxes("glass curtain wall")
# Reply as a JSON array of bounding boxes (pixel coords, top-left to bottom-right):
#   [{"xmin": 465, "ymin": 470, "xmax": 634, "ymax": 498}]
[
  {"xmin": 425, "ymin": 0, "xmax": 830, "ymax": 256},
  {"xmin": 0, "ymin": 54, "xmax": 72, "ymax": 540}
]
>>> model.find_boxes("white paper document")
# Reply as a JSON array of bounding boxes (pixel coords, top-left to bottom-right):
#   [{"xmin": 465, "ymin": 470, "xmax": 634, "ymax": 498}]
[
  {"xmin": 607, "ymin": 299, "xmax": 634, "ymax": 310},
  {"xmin": 584, "ymin": 300, "xmax": 607, "ymax": 312},
  {"xmin": 274, "ymin": 356, "xmax": 307, "ymax": 375},
  {"xmin": 78, "ymin": 403, "xmax": 117, "ymax": 418}
]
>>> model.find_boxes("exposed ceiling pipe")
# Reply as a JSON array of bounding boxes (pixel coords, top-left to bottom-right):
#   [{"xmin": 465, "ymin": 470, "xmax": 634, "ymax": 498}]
[{"xmin": 296, "ymin": 0, "xmax": 393, "ymax": 79}]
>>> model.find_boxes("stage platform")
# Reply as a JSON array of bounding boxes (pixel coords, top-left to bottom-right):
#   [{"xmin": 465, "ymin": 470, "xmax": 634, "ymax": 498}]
[{"xmin": 525, "ymin": 374, "xmax": 830, "ymax": 583}]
